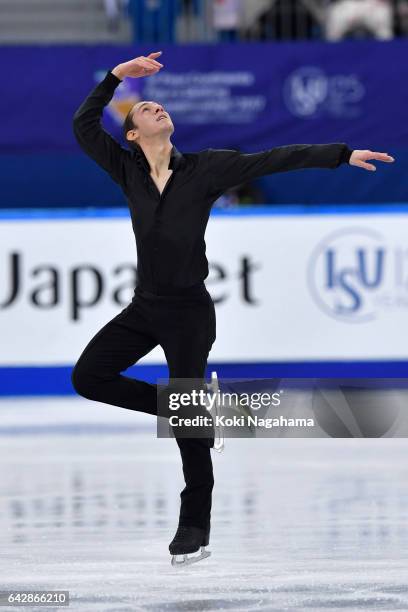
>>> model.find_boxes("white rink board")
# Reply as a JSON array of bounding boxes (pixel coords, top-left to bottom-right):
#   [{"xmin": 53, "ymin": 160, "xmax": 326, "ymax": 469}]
[{"xmin": 1, "ymin": 209, "xmax": 408, "ymax": 365}]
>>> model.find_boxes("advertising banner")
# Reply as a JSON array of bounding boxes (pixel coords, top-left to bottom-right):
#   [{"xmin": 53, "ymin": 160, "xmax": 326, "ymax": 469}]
[
  {"xmin": 1, "ymin": 207, "xmax": 408, "ymax": 366},
  {"xmin": 2, "ymin": 40, "xmax": 407, "ymax": 155}
]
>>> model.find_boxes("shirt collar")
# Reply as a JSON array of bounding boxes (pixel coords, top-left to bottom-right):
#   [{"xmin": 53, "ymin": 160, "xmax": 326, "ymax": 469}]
[{"xmin": 135, "ymin": 144, "xmax": 184, "ymax": 172}]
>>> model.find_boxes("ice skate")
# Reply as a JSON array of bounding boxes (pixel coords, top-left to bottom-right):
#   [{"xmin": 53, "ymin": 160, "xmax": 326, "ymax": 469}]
[
  {"xmin": 206, "ymin": 371, "xmax": 225, "ymax": 453},
  {"xmin": 169, "ymin": 525, "xmax": 211, "ymax": 567}
]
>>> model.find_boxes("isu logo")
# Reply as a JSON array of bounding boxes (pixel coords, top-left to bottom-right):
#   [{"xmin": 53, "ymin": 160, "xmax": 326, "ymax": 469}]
[
  {"xmin": 283, "ymin": 66, "xmax": 365, "ymax": 118},
  {"xmin": 307, "ymin": 228, "xmax": 387, "ymax": 323}
]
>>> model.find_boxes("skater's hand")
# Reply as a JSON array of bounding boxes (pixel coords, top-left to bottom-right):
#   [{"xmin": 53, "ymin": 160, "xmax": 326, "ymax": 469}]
[
  {"xmin": 349, "ymin": 150, "xmax": 395, "ymax": 172},
  {"xmin": 112, "ymin": 52, "xmax": 164, "ymax": 80}
]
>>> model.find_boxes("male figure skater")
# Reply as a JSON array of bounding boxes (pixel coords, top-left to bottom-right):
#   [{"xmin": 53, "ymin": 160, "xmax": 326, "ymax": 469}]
[{"xmin": 71, "ymin": 51, "xmax": 394, "ymax": 565}]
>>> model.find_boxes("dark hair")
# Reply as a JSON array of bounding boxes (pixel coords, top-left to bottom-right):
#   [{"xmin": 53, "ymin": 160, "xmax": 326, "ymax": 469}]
[{"xmin": 123, "ymin": 106, "xmax": 140, "ymax": 151}]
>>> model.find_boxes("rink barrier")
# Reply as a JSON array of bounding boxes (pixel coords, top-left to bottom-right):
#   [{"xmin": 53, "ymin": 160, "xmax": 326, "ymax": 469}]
[
  {"xmin": 2, "ymin": 203, "xmax": 408, "ymax": 219},
  {"xmin": 2, "ymin": 204, "xmax": 408, "ymax": 395},
  {"xmin": 1, "ymin": 362, "xmax": 408, "ymax": 396}
]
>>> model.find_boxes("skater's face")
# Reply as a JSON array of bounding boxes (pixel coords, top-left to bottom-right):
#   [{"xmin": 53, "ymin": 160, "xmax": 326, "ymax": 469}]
[{"xmin": 125, "ymin": 101, "xmax": 174, "ymax": 146}]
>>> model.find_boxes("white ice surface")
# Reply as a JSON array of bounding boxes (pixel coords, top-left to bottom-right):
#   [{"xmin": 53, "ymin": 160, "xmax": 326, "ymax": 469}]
[{"xmin": 1, "ymin": 397, "xmax": 408, "ymax": 611}]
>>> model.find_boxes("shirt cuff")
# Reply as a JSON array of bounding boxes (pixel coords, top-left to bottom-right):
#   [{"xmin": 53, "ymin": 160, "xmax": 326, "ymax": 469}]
[
  {"xmin": 106, "ymin": 69, "xmax": 123, "ymax": 85},
  {"xmin": 339, "ymin": 145, "xmax": 354, "ymax": 165}
]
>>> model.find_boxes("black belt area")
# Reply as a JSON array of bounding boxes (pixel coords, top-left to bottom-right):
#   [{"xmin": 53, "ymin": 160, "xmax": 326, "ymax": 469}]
[{"xmin": 135, "ymin": 282, "xmax": 207, "ymax": 299}]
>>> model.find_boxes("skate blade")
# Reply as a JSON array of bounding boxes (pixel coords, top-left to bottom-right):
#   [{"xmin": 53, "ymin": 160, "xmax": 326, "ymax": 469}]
[
  {"xmin": 208, "ymin": 371, "xmax": 225, "ymax": 454},
  {"xmin": 212, "ymin": 437, "xmax": 224, "ymax": 453},
  {"xmin": 171, "ymin": 547, "xmax": 211, "ymax": 567}
]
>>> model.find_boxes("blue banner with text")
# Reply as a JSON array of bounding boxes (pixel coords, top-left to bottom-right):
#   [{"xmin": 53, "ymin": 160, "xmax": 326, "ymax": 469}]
[{"xmin": 3, "ymin": 40, "xmax": 406, "ymax": 155}]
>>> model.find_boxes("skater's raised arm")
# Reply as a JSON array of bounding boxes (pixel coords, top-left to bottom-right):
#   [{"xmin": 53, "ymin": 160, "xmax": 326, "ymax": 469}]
[
  {"xmin": 205, "ymin": 144, "xmax": 394, "ymax": 195},
  {"xmin": 72, "ymin": 70, "xmax": 130, "ymax": 186},
  {"xmin": 72, "ymin": 52, "xmax": 164, "ymax": 187}
]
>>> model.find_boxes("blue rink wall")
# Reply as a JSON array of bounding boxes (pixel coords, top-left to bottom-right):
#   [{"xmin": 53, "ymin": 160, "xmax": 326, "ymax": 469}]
[
  {"xmin": 1, "ymin": 362, "xmax": 408, "ymax": 398},
  {"xmin": 1, "ymin": 204, "xmax": 408, "ymax": 397}
]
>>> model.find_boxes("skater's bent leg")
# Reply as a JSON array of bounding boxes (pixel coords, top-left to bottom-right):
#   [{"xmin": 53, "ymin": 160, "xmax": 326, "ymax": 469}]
[{"xmin": 71, "ymin": 303, "xmax": 159, "ymax": 416}]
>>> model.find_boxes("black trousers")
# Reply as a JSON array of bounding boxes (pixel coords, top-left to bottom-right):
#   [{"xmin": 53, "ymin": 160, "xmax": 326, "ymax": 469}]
[{"xmin": 71, "ymin": 283, "xmax": 216, "ymax": 530}]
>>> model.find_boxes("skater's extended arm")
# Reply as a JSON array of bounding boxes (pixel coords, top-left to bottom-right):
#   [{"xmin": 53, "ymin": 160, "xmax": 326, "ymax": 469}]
[
  {"xmin": 72, "ymin": 52, "xmax": 164, "ymax": 187},
  {"xmin": 205, "ymin": 145, "xmax": 394, "ymax": 195}
]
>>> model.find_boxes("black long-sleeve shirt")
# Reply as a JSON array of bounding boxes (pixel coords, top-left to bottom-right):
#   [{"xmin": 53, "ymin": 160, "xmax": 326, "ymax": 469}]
[{"xmin": 73, "ymin": 70, "xmax": 353, "ymax": 295}]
